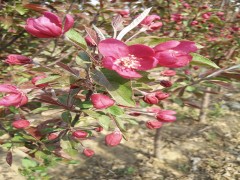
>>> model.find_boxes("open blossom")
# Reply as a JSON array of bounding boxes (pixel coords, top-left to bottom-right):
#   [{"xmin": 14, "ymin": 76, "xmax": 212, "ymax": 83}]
[
  {"xmin": 0, "ymin": 84, "xmax": 28, "ymax": 107},
  {"xmin": 154, "ymin": 40, "xmax": 198, "ymax": 68},
  {"xmin": 25, "ymin": 11, "xmax": 74, "ymax": 38},
  {"xmin": 98, "ymin": 38, "xmax": 157, "ymax": 79},
  {"xmin": 105, "ymin": 130, "xmax": 122, "ymax": 147},
  {"xmin": 90, "ymin": 93, "xmax": 115, "ymax": 109},
  {"xmin": 140, "ymin": 15, "xmax": 162, "ymax": 31},
  {"xmin": 32, "ymin": 75, "xmax": 48, "ymax": 88},
  {"xmin": 156, "ymin": 110, "xmax": 176, "ymax": 122},
  {"xmin": 146, "ymin": 120, "xmax": 163, "ymax": 129},
  {"xmin": 5, "ymin": 54, "xmax": 32, "ymax": 65}
]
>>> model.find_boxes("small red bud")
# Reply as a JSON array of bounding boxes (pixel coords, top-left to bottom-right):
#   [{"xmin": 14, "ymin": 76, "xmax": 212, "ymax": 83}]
[
  {"xmin": 156, "ymin": 110, "xmax": 176, "ymax": 123},
  {"xmin": 105, "ymin": 130, "xmax": 122, "ymax": 147},
  {"xmin": 143, "ymin": 93, "xmax": 159, "ymax": 104},
  {"xmin": 72, "ymin": 130, "xmax": 88, "ymax": 139},
  {"xmin": 31, "ymin": 75, "xmax": 48, "ymax": 88},
  {"xmin": 160, "ymin": 80, "xmax": 172, "ymax": 87},
  {"xmin": 146, "ymin": 120, "xmax": 163, "ymax": 129},
  {"xmin": 155, "ymin": 91, "xmax": 170, "ymax": 100},
  {"xmin": 83, "ymin": 148, "xmax": 95, "ymax": 157},
  {"xmin": 161, "ymin": 70, "xmax": 176, "ymax": 77},
  {"xmin": 95, "ymin": 126, "xmax": 103, "ymax": 132},
  {"xmin": 12, "ymin": 119, "xmax": 30, "ymax": 129},
  {"xmin": 184, "ymin": 70, "xmax": 191, "ymax": 75},
  {"xmin": 193, "ymin": 66, "xmax": 199, "ymax": 70},
  {"xmin": 48, "ymin": 133, "xmax": 58, "ymax": 140}
]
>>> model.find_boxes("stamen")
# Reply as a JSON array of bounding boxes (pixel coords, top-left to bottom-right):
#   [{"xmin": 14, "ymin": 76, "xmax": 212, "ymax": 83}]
[{"xmin": 114, "ymin": 54, "xmax": 141, "ymax": 69}]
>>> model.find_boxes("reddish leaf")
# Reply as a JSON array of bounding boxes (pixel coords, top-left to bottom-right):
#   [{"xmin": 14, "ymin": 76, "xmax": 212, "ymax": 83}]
[
  {"xmin": 209, "ymin": 81, "xmax": 234, "ymax": 89},
  {"xmin": 220, "ymin": 72, "xmax": 240, "ymax": 81},
  {"xmin": 24, "ymin": 4, "xmax": 49, "ymax": 12},
  {"xmin": 6, "ymin": 151, "xmax": 12, "ymax": 166},
  {"xmin": 56, "ymin": 62, "xmax": 79, "ymax": 76},
  {"xmin": 84, "ymin": 26, "xmax": 99, "ymax": 46},
  {"xmin": 112, "ymin": 14, "xmax": 124, "ymax": 31},
  {"xmin": 25, "ymin": 127, "xmax": 42, "ymax": 140},
  {"xmin": 183, "ymin": 101, "xmax": 201, "ymax": 109}
]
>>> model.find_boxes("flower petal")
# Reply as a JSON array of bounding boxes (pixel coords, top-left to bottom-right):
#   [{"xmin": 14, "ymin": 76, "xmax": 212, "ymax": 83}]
[
  {"xmin": 155, "ymin": 50, "xmax": 177, "ymax": 67},
  {"xmin": 63, "ymin": 14, "xmax": 74, "ymax": 33},
  {"xmin": 154, "ymin": 40, "xmax": 180, "ymax": 51},
  {"xmin": 129, "ymin": 44, "xmax": 155, "ymax": 58},
  {"xmin": 102, "ymin": 57, "xmax": 116, "ymax": 70},
  {"xmin": 98, "ymin": 38, "xmax": 129, "ymax": 59},
  {"xmin": 115, "ymin": 68, "xmax": 142, "ymax": 79},
  {"xmin": 137, "ymin": 57, "xmax": 158, "ymax": 70},
  {"xmin": 0, "ymin": 93, "xmax": 22, "ymax": 107},
  {"xmin": 173, "ymin": 41, "xmax": 198, "ymax": 54},
  {"xmin": 43, "ymin": 11, "xmax": 62, "ymax": 27}
]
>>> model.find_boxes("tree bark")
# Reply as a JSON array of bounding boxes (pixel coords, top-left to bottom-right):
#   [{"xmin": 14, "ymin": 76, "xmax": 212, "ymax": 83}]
[
  {"xmin": 154, "ymin": 128, "xmax": 163, "ymax": 159},
  {"xmin": 199, "ymin": 87, "xmax": 211, "ymax": 123}
]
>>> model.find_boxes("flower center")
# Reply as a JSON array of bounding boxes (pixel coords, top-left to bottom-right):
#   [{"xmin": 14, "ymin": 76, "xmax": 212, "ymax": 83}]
[{"xmin": 114, "ymin": 54, "xmax": 141, "ymax": 69}]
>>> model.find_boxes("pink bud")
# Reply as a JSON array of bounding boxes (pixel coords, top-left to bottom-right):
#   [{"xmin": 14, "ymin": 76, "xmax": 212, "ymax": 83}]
[
  {"xmin": 25, "ymin": 11, "xmax": 74, "ymax": 38},
  {"xmin": 156, "ymin": 110, "xmax": 176, "ymax": 122},
  {"xmin": 5, "ymin": 54, "xmax": 32, "ymax": 65},
  {"xmin": 140, "ymin": 15, "xmax": 162, "ymax": 31},
  {"xmin": 160, "ymin": 80, "xmax": 172, "ymax": 88},
  {"xmin": 83, "ymin": 148, "xmax": 95, "ymax": 157},
  {"xmin": 31, "ymin": 75, "xmax": 48, "ymax": 88},
  {"xmin": 184, "ymin": 70, "xmax": 191, "ymax": 75},
  {"xmin": 95, "ymin": 126, "xmax": 103, "ymax": 132},
  {"xmin": 105, "ymin": 130, "xmax": 122, "ymax": 147},
  {"xmin": 143, "ymin": 93, "xmax": 159, "ymax": 104},
  {"xmin": 48, "ymin": 133, "xmax": 58, "ymax": 140},
  {"xmin": 90, "ymin": 93, "xmax": 115, "ymax": 109},
  {"xmin": 191, "ymin": 20, "xmax": 199, "ymax": 26},
  {"xmin": 12, "ymin": 119, "xmax": 30, "ymax": 129},
  {"xmin": 216, "ymin": 12, "xmax": 224, "ymax": 16},
  {"xmin": 85, "ymin": 35, "xmax": 96, "ymax": 46},
  {"xmin": 72, "ymin": 130, "xmax": 88, "ymax": 139},
  {"xmin": 183, "ymin": 3, "xmax": 190, "ymax": 8},
  {"xmin": 202, "ymin": 13, "xmax": 210, "ymax": 20},
  {"xmin": 161, "ymin": 70, "xmax": 176, "ymax": 76},
  {"xmin": 146, "ymin": 120, "xmax": 163, "ymax": 129},
  {"xmin": 155, "ymin": 91, "xmax": 170, "ymax": 100},
  {"xmin": 129, "ymin": 112, "xmax": 141, "ymax": 116},
  {"xmin": 193, "ymin": 66, "xmax": 199, "ymax": 70}
]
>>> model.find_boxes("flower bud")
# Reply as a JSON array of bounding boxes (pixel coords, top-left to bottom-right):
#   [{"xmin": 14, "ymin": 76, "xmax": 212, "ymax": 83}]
[
  {"xmin": 161, "ymin": 70, "xmax": 176, "ymax": 77},
  {"xmin": 146, "ymin": 120, "xmax": 163, "ymax": 129},
  {"xmin": 143, "ymin": 93, "xmax": 159, "ymax": 104},
  {"xmin": 202, "ymin": 13, "xmax": 210, "ymax": 20},
  {"xmin": 193, "ymin": 66, "xmax": 199, "ymax": 70},
  {"xmin": 31, "ymin": 75, "xmax": 48, "ymax": 88},
  {"xmin": 90, "ymin": 93, "xmax": 115, "ymax": 109},
  {"xmin": 156, "ymin": 110, "xmax": 176, "ymax": 123},
  {"xmin": 95, "ymin": 126, "xmax": 103, "ymax": 132},
  {"xmin": 85, "ymin": 35, "xmax": 96, "ymax": 47},
  {"xmin": 184, "ymin": 70, "xmax": 191, "ymax": 75},
  {"xmin": 191, "ymin": 20, "xmax": 199, "ymax": 26},
  {"xmin": 105, "ymin": 130, "xmax": 122, "ymax": 147},
  {"xmin": 155, "ymin": 91, "xmax": 170, "ymax": 100},
  {"xmin": 72, "ymin": 130, "xmax": 88, "ymax": 139},
  {"xmin": 83, "ymin": 148, "xmax": 95, "ymax": 157},
  {"xmin": 160, "ymin": 80, "xmax": 172, "ymax": 87},
  {"xmin": 48, "ymin": 133, "xmax": 58, "ymax": 140},
  {"xmin": 5, "ymin": 54, "xmax": 32, "ymax": 65},
  {"xmin": 12, "ymin": 119, "xmax": 30, "ymax": 129}
]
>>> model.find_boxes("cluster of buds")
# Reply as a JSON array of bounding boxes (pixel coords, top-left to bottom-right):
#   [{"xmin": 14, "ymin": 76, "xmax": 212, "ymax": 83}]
[{"xmin": 143, "ymin": 91, "xmax": 169, "ymax": 104}]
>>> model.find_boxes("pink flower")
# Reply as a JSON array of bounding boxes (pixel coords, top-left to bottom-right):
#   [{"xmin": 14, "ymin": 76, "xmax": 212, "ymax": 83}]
[
  {"xmin": 31, "ymin": 75, "xmax": 48, "ymax": 88},
  {"xmin": 72, "ymin": 130, "xmax": 88, "ymax": 139},
  {"xmin": 90, "ymin": 93, "xmax": 115, "ymax": 109},
  {"xmin": 171, "ymin": 14, "xmax": 183, "ymax": 22},
  {"xmin": 160, "ymin": 80, "xmax": 172, "ymax": 88},
  {"xmin": 25, "ymin": 11, "xmax": 74, "ymax": 38},
  {"xmin": 156, "ymin": 110, "xmax": 176, "ymax": 122},
  {"xmin": 191, "ymin": 20, "xmax": 199, "ymax": 26},
  {"xmin": 98, "ymin": 38, "xmax": 157, "ymax": 79},
  {"xmin": 83, "ymin": 148, "xmax": 95, "ymax": 157},
  {"xmin": 0, "ymin": 84, "xmax": 28, "ymax": 107},
  {"xmin": 5, "ymin": 54, "xmax": 32, "ymax": 65},
  {"xmin": 12, "ymin": 119, "xmax": 30, "ymax": 129},
  {"xmin": 146, "ymin": 120, "xmax": 163, "ymax": 129},
  {"xmin": 105, "ymin": 130, "xmax": 122, "ymax": 147},
  {"xmin": 161, "ymin": 70, "xmax": 176, "ymax": 76},
  {"xmin": 143, "ymin": 93, "xmax": 159, "ymax": 104},
  {"xmin": 155, "ymin": 91, "xmax": 170, "ymax": 100},
  {"xmin": 202, "ymin": 13, "xmax": 211, "ymax": 20},
  {"xmin": 154, "ymin": 40, "xmax": 198, "ymax": 68},
  {"xmin": 140, "ymin": 15, "xmax": 163, "ymax": 31}
]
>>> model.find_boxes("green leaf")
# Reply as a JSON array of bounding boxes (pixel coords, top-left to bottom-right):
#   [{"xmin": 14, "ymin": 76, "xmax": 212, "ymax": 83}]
[
  {"xmin": 76, "ymin": 52, "xmax": 91, "ymax": 69},
  {"xmin": 15, "ymin": 4, "xmax": 28, "ymax": 15},
  {"xmin": 61, "ymin": 111, "xmax": 72, "ymax": 123},
  {"xmin": 35, "ymin": 75, "xmax": 61, "ymax": 85},
  {"xmin": 65, "ymin": 29, "xmax": 87, "ymax": 49},
  {"xmin": 106, "ymin": 105, "xmax": 124, "ymax": 115},
  {"xmin": 91, "ymin": 69, "xmax": 135, "ymax": 107},
  {"xmin": 127, "ymin": 36, "xmax": 171, "ymax": 46},
  {"xmin": 115, "ymin": 117, "xmax": 126, "ymax": 131},
  {"xmin": 83, "ymin": 110, "xmax": 103, "ymax": 118},
  {"xmin": 190, "ymin": 53, "xmax": 220, "ymax": 69},
  {"xmin": 98, "ymin": 115, "xmax": 111, "ymax": 130},
  {"xmin": 22, "ymin": 158, "xmax": 38, "ymax": 168}
]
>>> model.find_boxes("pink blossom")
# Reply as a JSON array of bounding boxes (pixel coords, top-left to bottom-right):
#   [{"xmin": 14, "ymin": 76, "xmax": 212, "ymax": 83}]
[
  {"xmin": 140, "ymin": 15, "xmax": 162, "ymax": 31},
  {"xmin": 83, "ymin": 148, "xmax": 95, "ymax": 157},
  {"xmin": 5, "ymin": 54, "xmax": 32, "ymax": 65},
  {"xmin": 90, "ymin": 93, "xmax": 115, "ymax": 109},
  {"xmin": 25, "ymin": 11, "xmax": 74, "ymax": 38},
  {"xmin": 12, "ymin": 119, "xmax": 30, "ymax": 129},
  {"xmin": 154, "ymin": 40, "xmax": 197, "ymax": 68},
  {"xmin": 171, "ymin": 14, "xmax": 183, "ymax": 22},
  {"xmin": 161, "ymin": 70, "xmax": 176, "ymax": 76},
  {"xmin": 160, "ymin": 80, "xmax": 172, "ymax": 88},
  {"xmin": 146, "ymin": 120, "xmax": 163, "ymax": 129},
  {"xmin": 98, "ymin": 38, "xmax": 157, "ymax": 79},
  {"xmin": 31, "ymin": 75, "xmax": 48, "ymax": 88},
  {"xmin": 202, "ymin": 13, "xmax": 211, "ymax": 20},
  {"xmin": 156, "ymin": 110, "xmax": 176, "ymax": 123},
  {"xmin": 191, "ymin": 20, "xmax": 199, "ymax": 26},
  {"xmin": 0, "ymin": 84, "xmax": 28, "ymax": 107},
  {"xmin": 105, "ymin": 130, "xmax": 122, "ymax": 147}
]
